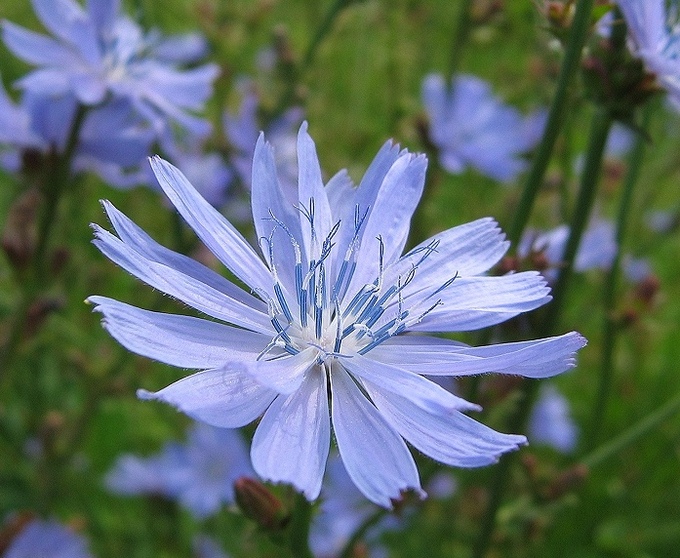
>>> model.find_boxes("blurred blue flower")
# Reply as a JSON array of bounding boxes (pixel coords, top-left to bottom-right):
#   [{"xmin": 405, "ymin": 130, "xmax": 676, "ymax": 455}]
[
  {"xmin": 106, "ymin": 423, "xmax": 253, "ymax": 519},
  {"xmin": 89, "ymin": 123, "xmax": 586, "ymax": 507},
  {"xmin": 1, "ymin": 0, "xmax": 218, "ymax": 136},
  {"xmin": 193, "ymin": 535, "xmax": 231, "ymax": 558},
  {"xmin": 422, "ymin": 73, "xmax": 546, "ymax": 182},
  {"xmin": 519, "ymin": 219, "xmax": 618, "ymax": 282},
  {"xmin": 223, "ymin": 83, "xmax": 303, "ymax": 198},
  {"xmin": 159, "ymin": 129, "xmax": 233, "ymax": 207},
  {"xmin": 0, "ymin": 79, "xmax": 153, "ymax": 187},
  {"xmin": 616, "ymin": 0, "xmax": 680, "ymax": 109},
  {"xmin": 528, "ymin": 385, "xmax": 578, "ymax": 453},
  {"xmin": 310, "ymin": 455, "xmax": 394, "ymax": 558},
  {"xmin": 4, "ymin": 519, "xmax": 92, "ymax": 558}
]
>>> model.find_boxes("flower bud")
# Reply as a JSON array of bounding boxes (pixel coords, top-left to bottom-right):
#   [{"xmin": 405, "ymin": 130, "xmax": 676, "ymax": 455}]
[
  {"xmin": 1, "ymin": 189, "xmax": 40, "ymax": 271},
  {"xmin": 234, "ymin": 477, "xmax": 288, "ymax": 531}
]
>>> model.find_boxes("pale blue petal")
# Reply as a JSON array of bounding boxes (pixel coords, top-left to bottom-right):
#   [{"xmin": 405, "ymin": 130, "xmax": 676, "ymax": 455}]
[
  {"xmin": 31, "ymin": 0, "xmax": 101, "ymax": 65},
  {"xmin": 382, "ymin": 218, "xmax": 509, "ymax": 288},
  {"xmin": 152, "ymin": 32, "xmax": 208, "ymax": 63},
  {"xmin": 4, "ymin": 519, "xmax": 92, "ymax": 558},
  {"xmin": 296, "ymin": 122, "xmax": 334, "ymax": 258},
  {"xmin": 15, "ymin": 68, "xmax": 71, "ymax": 96},
  {"xmin": 238, "ymin": 348, "xmax": 318, "ymax": 394},
  {"xmin": 404, "ymin": 272, "xmax": 551, "ymax": 332},
  {"xmin": 341, "ymin": 353, "xmax": 479, "ymax": 414},
  {"xmin": 88, "ymin": 296, "xmax": 267, "ymax": 369},
  {"xmin": 345, "ymin": 153, "xmax": 427, "ymax": 297},
  {"xmin": 144, "ymin": 64, "xmax": 219, "ymax": 110},
  {"xmin": 92, "ymin": 225, "xmax": 274, "ymax": 334},
  {"xmin": 332, "ymin": 140, "xmax": 401, "ymax": 265},
  {"xmin": 251, "ymin": 373, "xmax": 330, "ymax": 500},
  {"xmin": 251, "ymin": 133, "xmax": 305, "ymax": 293},
  {"xmin": 138, "ymin": 366, "xmax": 277, "ymax": 428},
  {"xmin": 149, "ymin": 156, "xmax": 275, "ymax": 296},
  {"xmin": 1, "ymin": 21, "xmax": 76, "ymax": 66},
  {"xmin": 371, "ymin": 332, "xmax": 587, "ymax": 378},
  {"xmin": 330, "ymin": 364, "xmax": 423, "ymax": 508},
  {"xmin": 421, "ymin": 73, "xmax": 448, "ymax": 144},
  {"xmin": 369, "ymin": 388, "xmax": 526, "ymax": 467},
  {"xmin": 86, "ymin": 0, "xmax": 119, "ymax": 33},
  {"xmin": 70, "ymin": 71, "xmax": 107, "ymax": 104},
  {"xmin": 101, "ymin": 201, "xmax": 265, "ymax": 311}
]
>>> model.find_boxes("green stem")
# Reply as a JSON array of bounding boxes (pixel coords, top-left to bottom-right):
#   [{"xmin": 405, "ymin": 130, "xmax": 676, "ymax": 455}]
[
  {"xmin": 289, "ymin": 492, "xmax": 314, "ymax": 558},
  {"xmin": 542, "ymin": 106, "xmax": 613, "ymax": 333},
  {"xmin": 273, "ymin": 0, "xmax": 356, "ymax": 119},
  {"xmin": 587, "ymin": 106, "xmax": 652, "ymax": 449},
  {"xmin": 447, "ymin": 0, "xmax": 474, "ymax": 79},
  {"xmin": 470, "ymin": 380, "xmax": 540, "ymax": 558},
  {"xmin": 0, "ymin": 104, "xmax": 87, "ymax": 378},
  {"xmin": 472, "ymin": 106, "xmax": 613, "ymax": 558},
  {"xmin": 339, "ymin": 509, "xmax": 388, "ymax": 558},
  {"xmin": 580, "ymin": 390, "xmax": 680, "ymax": 469},
  {"xmin": 507, "ymin": 0, "xmax": 596, "ymax": 248},
  {"xmin": 33, "ymin": 104, "xmax": 87, "ymax": 269}
]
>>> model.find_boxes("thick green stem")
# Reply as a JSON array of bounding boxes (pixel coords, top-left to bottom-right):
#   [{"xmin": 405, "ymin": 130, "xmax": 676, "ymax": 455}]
[
  {"xmin": 507, "ymin": 0, "xmax": 596, "ymax": 247},
  {"xmin": 472, "ymin": 106, "xmax": 613, "ymax": 558},
  {"xmin": 587, "ymin": 106, "xmax": 652, "ymax": 449},
  {"xmin": 288, "ymin": 492, "xmax": 314, "ymax": 558}
]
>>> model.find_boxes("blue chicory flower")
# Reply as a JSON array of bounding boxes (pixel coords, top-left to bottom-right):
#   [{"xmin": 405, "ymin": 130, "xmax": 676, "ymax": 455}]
[
  {"xmin": 88, "ymin": 122, "xmax": 586, "ymax": 507},
  {"xmin": 528, "ymin": 385, "xmax": 578, "ymax": 453},
  {"xmin": 193, "ymin": 535, "xmax": 231, "ymax": 558},
  {"xmin": 158, "ymin": 129, "xmax": 233, "ymax": 208},
  {"xmin": 3, "ymin": 519, "xmax": 92, "ymax": 558},
  {"xmin": 0, "ymin": 79, "xmax": 153, "ymax": 187},
  {"xmin": 519, "ymin": 219, "xmax": 618, "ymax": 283},
  {"xmin": 106, "ymin": 422, "xmax": 253, "ymax": 518},
  {"xmin": 422, "ymin": 73, "xmax": 546, "ymax": 182},
  {"xmin": 310, "ymin": 455, "xmax": 394, "ymax": 558},
  {"xmin": 616, "ymin": 0, "xmax": 680, "ymax": 109},
  {"xmin": 1, "ymin": 0, "xmax": 218, "ymax": 136}
]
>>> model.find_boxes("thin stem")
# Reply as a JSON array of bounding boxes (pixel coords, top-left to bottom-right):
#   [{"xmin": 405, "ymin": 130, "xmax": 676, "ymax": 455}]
[
  {"xmin": 447, "ymin": 0, "xmax": 474, "ymax": 79},
  {"xmin": 0, "ymin": 104, "xmax": 87, "ymax": 378},
  {"xmin": 580, "ymin": 390, "xmax": 680, "ymax": 469},
  {"xmin": 339, "ymin": 509, "xmax": 388, "ymax": 558},
  {"xmin": 507, "ymin": 0, "xmax": 596, "ymax": 247},
  {"xmin": 273, "ymin": 0, "xmax": 356, "ymax": 119},
  {"xmin": 472, "ymin": 106, "xmax": 613, "ymax": 558},
  {"xmin": 288, "ymin": 492, "xmax": 314, "ymax": 558},
  {"xmin": 542, "ymin": 106, "xmax": 613, "ymax": 333},
  {"xmin": 33, "ymin": 104, "xmax": 87, "ymax": 269},
  {"xmin": 587, "ymin": 105, "xmax": 652, "ymax": 449}
]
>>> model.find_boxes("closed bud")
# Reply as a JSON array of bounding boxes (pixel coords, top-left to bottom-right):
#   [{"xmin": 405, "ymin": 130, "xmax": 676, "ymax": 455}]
[
  {"xmin": 1, "ymin": 189, "xmax": 41, "ymax": 271},
  {"xmin": 234, "ymin": 477, "xmax": 288, "ymax": 531}
]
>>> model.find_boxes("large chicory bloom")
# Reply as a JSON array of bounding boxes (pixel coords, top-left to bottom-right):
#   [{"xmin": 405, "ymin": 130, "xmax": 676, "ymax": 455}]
[
  {"xmin": 3, "ymin": 519, "xmax": 92, "ymax": 558},
  {"xmin": 1, "ymin": 0, "xmax": 218, "ymax": 135},
  {"xmin": 616, "ymin": 1, "xmax": 680, "ymax": 109},
  {"xmin": 106, "ymin": 423, "xmax": 253, "ymax": 518},
  {"xmin": 422, "ymin": 73, "xmax": 546, "ymax": 182},
  {"xmin": 88, "ymin": 123, "xmax": 586, "ymax": 507}
]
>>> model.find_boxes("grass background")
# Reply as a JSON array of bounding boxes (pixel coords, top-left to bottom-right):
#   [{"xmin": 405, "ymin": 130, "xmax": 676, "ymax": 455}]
[{"xmin": 1, "ymin": 1, "xmax": 679, "ymax": 556}]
